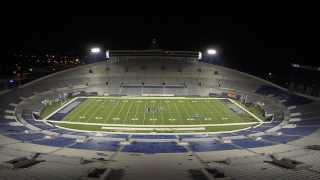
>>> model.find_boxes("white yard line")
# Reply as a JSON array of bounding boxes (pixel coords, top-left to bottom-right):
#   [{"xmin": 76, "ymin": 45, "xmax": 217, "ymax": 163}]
[
  {"xmin": 42, "ymin": 97, "xmax": 79, "ymax": 120},
  {"xmin": 101, "ymin": 127, "xmax": 206, "ymax": 131},
  {"xmin": 143, "ymin": 101, "xmax": 147, "ymax": 125},
  {"xmin": 173, "ymin": 100, "xmax": 185, "ymax": 125},
  {"xmin": 104, "ymin": 100, "xmax": 121, "ymax": 124},
  {"xmin": 42, "ymin": 96, "xmax": 267, "ymax": 135},
  {"xmin": 124, "ymin": 100, "xmax": 134, "ymax": 124},
  {"xmin": 201, "ymin": 101, "xmax": 218, "ymax": 120},
  {"xmin": 133, "ymin": 100, "xmax": 140, "ymax": 118},
  {"xmin": 78, "ymin": 96, "xmax": 229, "ymax": 100},
  {"xmin": 159, "ymin": 100, "xmax": 164, "ymax": 125},
  {"xmin": 53, "ymin": 122, "xmax": 256, "ymax": 135},
  {"xmin": 164, "ymin": 100, "xmax": 172, "ymax": 123},
  {"xmin": 90, "ymin": 99, "xmax": 109, "ymax": 122},
  {"xmin": 152, "ymin": 101, "xmax": 155, "ymax": 126},
  {"xmin": 84, "ymin": 99, "xmax": 106, "ymax": 123},
  {"xmin": 227, "ymin": 98, "xmax": 264, "ymax": 122},
  {"xmin": 44, "ymin": 120, "xmax": 259, "ymax": 127},
  {"xmin": 114, "ymin": 100, "xmax": 127, "ymax": 121}
]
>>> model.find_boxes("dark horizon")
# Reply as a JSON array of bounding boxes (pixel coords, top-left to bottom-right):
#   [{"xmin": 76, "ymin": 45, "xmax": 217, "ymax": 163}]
[{"xmin": 3, "ymin": 14, "xmax": 320, "ymax": 83}]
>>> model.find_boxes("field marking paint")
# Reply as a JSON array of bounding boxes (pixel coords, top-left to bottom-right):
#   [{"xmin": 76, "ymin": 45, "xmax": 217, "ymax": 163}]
[
  {"xmin": 42, "ymin": 96, "xmax": 266, "ymax": 134},
  {"xmin": 171, "ymin": 101, "xmax": 180, "ymax": 124},
  {"xmin": 143, "ymin": 101, "xmax": 146, "ymax": 125},
  {"xmin": 159, "ymin": 100, "xmax": 164, "ymax": 125},
  {"xmin": 91, "ymin": 98, "xmax": 109, "ymax": 123},
  {"xmin": 204, "ymin": 100, "xmax": 223, "ymax": 122},
  {"xmin": 101, "ymin": 127, "xmax": 206, "ymax": 131},
  {"xmin": 196, "ymin": 101, "xmax": 212, "ymax": 122},
  {"xmin": 152, "ymin": 101, "xmax": 155, "ymax": 126},
  {"xmin": 124, "ymin": 100, "xmax": 134, "ymax": 124},
  {"xmin": 112, "ymin": 118, "xmax": 120, "ymax": 121},
  {"xmin": 105, "ymin": 99, "xmax": 120, "ymax": 124},
  {"xmin": 133, "ymin": 100, "xmax": 140, "ymax": 118},
  {"xmin": 228, "ymin": 98, "xmax": 263, "ymax": 122},
  {"xmin": 80, "ymin": 100, "xmax": 98, "ymax": 123},
  {"xmin": 77, "ymin": 96, "xmax": 229, "ymax": 100},
  {"xmin": 53, "ymin": 122, "xmax": 257, "ymax": 135},
  {"xmin": 165, "ymin": 100, "xmax": 174, "ymax": 124},
  {"xmin": 115, "ymin": 100, "xmax": 127, "ymax": 122},
  {"xmin": 45, "ymin": 120, "xmax": 260, "ymax": 127},
  {"xmin": 86, "ymin": 99, "xmax": 106, "ymax": 123},
  {"xmin": 178, "ymin": 100, "xmax": 191, "ymax": 122},
  {"xmin": 42, "ymin": 97, "xmax": 79, "ymax": 120}
]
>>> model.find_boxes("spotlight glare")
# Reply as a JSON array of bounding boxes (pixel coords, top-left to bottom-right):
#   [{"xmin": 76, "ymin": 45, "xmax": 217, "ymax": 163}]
[
  {"xmin": 207, "ymin": 49, "xmax": 217, "ymax": 55},
  {"xmin": 91, "ymin": 47, "xmax": 101, "ymax": 54}
]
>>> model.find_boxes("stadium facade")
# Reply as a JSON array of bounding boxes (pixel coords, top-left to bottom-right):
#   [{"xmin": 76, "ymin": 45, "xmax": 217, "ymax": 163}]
[{"xmin": 0, "ymin": 47, "xmax": 320, "ymax": 179}]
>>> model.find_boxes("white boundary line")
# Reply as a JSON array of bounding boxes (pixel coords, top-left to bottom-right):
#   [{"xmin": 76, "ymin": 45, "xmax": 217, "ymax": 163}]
[
  {"xmin": 52, "ymin": 122, "xmax": 257, "ymax": 135},
  {"xmin": 101, "ymin": 127, "xmax": 206, "ymax": 131},
  {"xmin": 227, "ymin": 98, "xmax": 264, "ymax": 122},
  {"xmin": 79, "ymin": 96, "xmax": 229, "ymax": 100},
  {"xmin": 36, "ymin": 96, "xmax": 269, "ymax": 135},
  {"xmin": 45, "ymin": 120, "xmax": 259, "ymax": 127},
  {"xmin": 40, "ymin": 96, "xmax": 268, "ymax": 129},
  {"xmin": 41, "ymin": 97, "xmax": 79, "ymax": 121}
]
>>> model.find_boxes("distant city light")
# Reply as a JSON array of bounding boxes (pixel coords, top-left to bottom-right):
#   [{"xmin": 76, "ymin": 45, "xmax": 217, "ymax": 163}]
[
  {"xmin": 292, "ymin": 64, "xmax": 300, "ymax": 68},
  {"xmin": 207, "ymin": 49, "xmax": 217, "ymax": 55},
  {"xmin": 91, "ymin": 47, "xmax": 101, "ymax": 54}
]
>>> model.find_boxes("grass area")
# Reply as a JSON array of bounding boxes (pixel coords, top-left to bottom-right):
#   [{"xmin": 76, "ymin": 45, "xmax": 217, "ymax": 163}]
[
  {"xmin": 60, "ymin": 98, "xmax": 259, "ymax": 125},
  {"xmin": 233, "ymin": 100, "xmax": 267, "ymax": 121},
  {"xmin": 245, "ymin": 105, "xmax": 266, "ymax": 121},
  {"xmin": 40, "ymin": 98, "xmax": 72, "ymax": 119},
  {"xmin": 43, "ymin": 97, "xmax": 263, "ymax": 133}
]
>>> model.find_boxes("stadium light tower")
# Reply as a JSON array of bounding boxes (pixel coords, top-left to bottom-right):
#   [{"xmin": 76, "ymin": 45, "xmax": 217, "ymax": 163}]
[
  {"xmin": 207, "ymin": 49, "xmax": 217, "ymax": 55},
  {"xmin": 90, "ymin": 47, "xmax": 101, "ymax": 54}
]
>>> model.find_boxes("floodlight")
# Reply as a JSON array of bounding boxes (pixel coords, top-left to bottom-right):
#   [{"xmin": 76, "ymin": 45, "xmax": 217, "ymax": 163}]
[
  {"xmin": 91, "ymin": 47, "xmax": 101, "ymax": 54},
  {"xmin": 207, "ymin": 49, "xmax": 217, "ymax": 55}
]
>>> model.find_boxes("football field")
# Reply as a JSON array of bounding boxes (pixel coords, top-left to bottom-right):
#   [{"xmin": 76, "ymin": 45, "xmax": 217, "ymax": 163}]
[{"xmin": 43, "ymin": 97, "xmax": 263, "ymax": 133}]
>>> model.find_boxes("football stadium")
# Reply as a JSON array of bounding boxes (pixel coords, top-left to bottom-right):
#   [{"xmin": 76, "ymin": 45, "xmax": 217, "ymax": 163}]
[{"xmin": 1, "ymin": 16, "xmax": 320, "ymax": 180}]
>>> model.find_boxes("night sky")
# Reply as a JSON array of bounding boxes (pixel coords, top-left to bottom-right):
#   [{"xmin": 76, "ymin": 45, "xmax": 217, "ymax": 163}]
[{"xmin": 3, "ymin": 15, "xmax": 319, "ymax": 77}]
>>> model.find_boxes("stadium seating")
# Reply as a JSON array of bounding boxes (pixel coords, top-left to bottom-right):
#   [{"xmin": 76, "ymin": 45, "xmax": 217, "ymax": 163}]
[
  {"xmin": 1, "ymin": 60, "xmax": 320, "ymax": 179},
  {"xmin": 122, "ymin": 142, "xmax": 187, "ymax": 154},
  {"xmin": 70, "ymin": 140, "xmax": 120, "ymax": 151},
  {"xmin": 189, "ymin": 141, "xmax": 235, "ymax": 152}
]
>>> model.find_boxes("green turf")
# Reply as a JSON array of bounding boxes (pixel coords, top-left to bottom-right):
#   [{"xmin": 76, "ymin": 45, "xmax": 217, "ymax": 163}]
[
  {"xmin": 43, "ymin": 97, "xmax": 263, "ymax": 133},
  {"xmin": 245, "ymin": 105, "xmax": 267, "ymax": 121},
  {"xmin": 60, "ymin": 98, "xmax": 259, "ymax": 125},
  {"xmin": 40, "ymin": 98, "xmax": 72, "ymax": 119}
]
